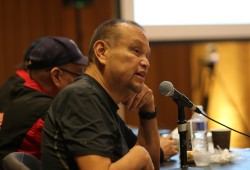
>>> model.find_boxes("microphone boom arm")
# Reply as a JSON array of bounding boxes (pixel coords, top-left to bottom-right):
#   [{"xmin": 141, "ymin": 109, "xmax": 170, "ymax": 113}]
[{"xmin": 173, "ymin": 90, "xmax": 198, "ymax": 112}]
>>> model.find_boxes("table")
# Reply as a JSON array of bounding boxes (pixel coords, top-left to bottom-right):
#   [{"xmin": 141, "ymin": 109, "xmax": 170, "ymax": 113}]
[{"xmin": 160, "ymin": 148, "xmax": 250, "ymax": 170}]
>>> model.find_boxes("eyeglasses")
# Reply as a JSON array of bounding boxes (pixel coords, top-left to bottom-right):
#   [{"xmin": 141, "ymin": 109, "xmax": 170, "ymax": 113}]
[{"xmin": 58, "ymin": 67, "xmax": 83, "ymax": 77}]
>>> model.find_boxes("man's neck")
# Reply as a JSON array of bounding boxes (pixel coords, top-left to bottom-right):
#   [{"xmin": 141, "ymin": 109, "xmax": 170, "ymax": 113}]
[{"xmin": 85, "ymin": 63, "xmax": 126, "ymax": 104}]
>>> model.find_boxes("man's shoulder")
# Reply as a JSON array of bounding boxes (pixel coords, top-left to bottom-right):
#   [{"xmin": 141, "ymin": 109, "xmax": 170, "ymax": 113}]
[
  {"xmin": 76, "ymin": 74, "xmax": 99, "ymax": 86},
  {"xmin": 63, "ymin": 74, "xmax": 99, "ymax": 92}
]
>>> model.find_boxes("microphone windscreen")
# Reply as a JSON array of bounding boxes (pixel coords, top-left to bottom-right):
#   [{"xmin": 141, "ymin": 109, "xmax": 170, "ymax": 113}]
[{"xmin": 159, "ymin": 81, "xmax": 174, "ymax": 96}]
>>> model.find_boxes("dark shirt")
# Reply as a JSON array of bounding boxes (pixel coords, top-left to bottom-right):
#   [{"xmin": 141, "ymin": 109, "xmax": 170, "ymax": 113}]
[
  {"xmin": 0, "ymin": 69, "xmax": 30, "ymax": 113},
  {"xmin": 0, "ymin": 75, "xmax": 24, "ymax": 112},
  {"xmin": 0, "ymin": 85, "xmax": 53, "ymax": 161},
  {"xmin": 41, "ymin": 74, "xmax": 137, "ymax": 170}
]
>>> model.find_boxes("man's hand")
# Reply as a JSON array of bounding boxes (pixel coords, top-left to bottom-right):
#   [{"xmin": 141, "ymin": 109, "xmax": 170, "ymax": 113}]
[
  {"xmin": 0, "ymin": 113, "xmax": 4, "ymax": 128},
  {"xmin": 160, "ymin": 135, "xmax": 179, "ymax": 160},
  {"xmin": 122, "ymin": 84, "xmax": 154, "ymax": 112}
]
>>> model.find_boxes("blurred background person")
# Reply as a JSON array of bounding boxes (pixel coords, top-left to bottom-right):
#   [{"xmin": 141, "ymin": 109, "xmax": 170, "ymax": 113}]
[{"xmin": 0, "ymin": 36, "xmax": 89, "ymax": 162}]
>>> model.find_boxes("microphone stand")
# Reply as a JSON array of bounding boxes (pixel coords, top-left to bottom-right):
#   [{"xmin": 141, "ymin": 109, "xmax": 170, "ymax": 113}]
[
  {"xmin": 172, "ymin": 101, "xmax": 200, "ymax": 170},
  {"xmin": 177, "ymin": 102, "xmax": 188, "ymax": 168}
]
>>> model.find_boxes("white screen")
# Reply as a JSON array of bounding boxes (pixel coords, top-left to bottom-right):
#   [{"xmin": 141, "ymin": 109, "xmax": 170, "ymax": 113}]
[{"xmin": 120, "ymin": 0, "xmax": 250, "ymax": 41}]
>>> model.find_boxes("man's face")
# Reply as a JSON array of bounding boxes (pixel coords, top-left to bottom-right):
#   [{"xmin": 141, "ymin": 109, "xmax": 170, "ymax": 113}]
[{"xmin": 105, "ymin": 24, "xmax": 151, "ymax": 94}]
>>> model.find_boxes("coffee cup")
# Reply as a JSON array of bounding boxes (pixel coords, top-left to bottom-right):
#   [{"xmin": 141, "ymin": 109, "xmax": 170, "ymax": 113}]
[{"xmin": 211, "ymin": 128, "xmax": 231, "ymax": 150}]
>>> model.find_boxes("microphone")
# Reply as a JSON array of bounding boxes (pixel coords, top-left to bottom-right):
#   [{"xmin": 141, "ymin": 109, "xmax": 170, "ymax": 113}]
[{"xmin": 159, "ymin": 81, "xmax": 201, "ymax": 113}]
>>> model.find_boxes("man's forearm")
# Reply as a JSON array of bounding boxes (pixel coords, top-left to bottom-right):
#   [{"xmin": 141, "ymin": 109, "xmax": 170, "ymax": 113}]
[{"xmin": 137, "ymin": 117, "xmax": 160, "ymax": 170}]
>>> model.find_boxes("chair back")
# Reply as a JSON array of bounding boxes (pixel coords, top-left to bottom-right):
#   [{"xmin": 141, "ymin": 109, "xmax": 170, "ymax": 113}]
[{"xmin": 1, "ymin": 152, "xmax": 40, "ymax": 170}]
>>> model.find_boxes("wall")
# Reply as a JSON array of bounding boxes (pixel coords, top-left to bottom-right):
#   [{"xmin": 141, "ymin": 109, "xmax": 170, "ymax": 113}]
[
  {"xmin": 0, "ymin": 0, "xmax": 116, "ymax": 83},
  {"xmin": 191, "ymin": 41, "xmax": 250, "ymax": 147}
]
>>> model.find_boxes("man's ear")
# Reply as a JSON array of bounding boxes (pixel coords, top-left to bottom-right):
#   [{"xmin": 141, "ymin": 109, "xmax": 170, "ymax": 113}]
[
  {"xmin": 93, "ymin": 40, "xmax": 108, "ymax": 65},
  {"xmin": 50, "ymin": 67, "xmax": 61, "ymax": 87}
]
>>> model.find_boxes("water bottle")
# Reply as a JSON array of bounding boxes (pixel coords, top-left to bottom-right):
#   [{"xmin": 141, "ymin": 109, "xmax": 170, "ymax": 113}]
[{"xmin": 191, "ymin": 105, "xmax": 208, "ymax": 152}]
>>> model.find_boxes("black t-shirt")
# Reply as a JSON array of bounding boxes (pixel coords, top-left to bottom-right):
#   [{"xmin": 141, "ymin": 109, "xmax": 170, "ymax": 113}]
[{"xmin": 41, "ymin": 74, "xmax": 137, "ymax": 170}]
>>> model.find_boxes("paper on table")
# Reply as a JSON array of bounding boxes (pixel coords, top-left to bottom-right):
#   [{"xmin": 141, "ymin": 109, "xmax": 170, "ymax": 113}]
[{"xmin": 210, "ymin": 148, "xmax": 242, "ymax": 164}]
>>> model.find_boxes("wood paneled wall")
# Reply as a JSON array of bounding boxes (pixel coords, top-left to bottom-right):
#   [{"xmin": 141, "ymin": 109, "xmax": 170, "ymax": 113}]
[{"xmin": 0, "ymin": 0, "xmax": 116, "ymax": 83}]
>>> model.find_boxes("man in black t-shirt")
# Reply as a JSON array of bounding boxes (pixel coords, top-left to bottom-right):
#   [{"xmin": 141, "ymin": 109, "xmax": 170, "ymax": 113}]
[{"xmin": 42, "ymin": 19, "xmax": 161, "ymax": 170}]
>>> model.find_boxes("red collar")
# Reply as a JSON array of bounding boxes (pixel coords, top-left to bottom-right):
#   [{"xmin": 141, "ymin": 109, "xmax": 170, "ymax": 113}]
[
  {"xmin": 16, "ymin": 69, "xmax": 47, "ymax": 94},
  {"xmin": 16, "ymin": 69, "xmax": 30, "ymax": 82}
]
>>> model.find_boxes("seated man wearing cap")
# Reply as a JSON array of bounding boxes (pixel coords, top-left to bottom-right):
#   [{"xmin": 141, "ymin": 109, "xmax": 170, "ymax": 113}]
[{"xmin": 0, "ymin": 36, "xmax": 88, "ymax": 161}]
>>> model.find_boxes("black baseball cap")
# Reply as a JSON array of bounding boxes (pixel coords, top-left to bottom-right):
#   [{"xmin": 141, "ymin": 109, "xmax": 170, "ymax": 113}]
[
  {"xmin": 26, "ymin": 36, "xmax": 89, "ymax": 69},
  {"xmin": 23, "ymin": 37, "xmax": 48, "ymax": 62}
]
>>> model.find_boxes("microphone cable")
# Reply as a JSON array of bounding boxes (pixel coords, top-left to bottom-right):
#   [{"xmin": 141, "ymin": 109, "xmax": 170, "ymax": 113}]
[{"xmin": 199, "ymin": 109, "xmax": 250, "ymax": 138}]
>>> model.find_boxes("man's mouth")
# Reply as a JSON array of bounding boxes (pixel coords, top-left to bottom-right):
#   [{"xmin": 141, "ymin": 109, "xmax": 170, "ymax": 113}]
[{"xmin": 136, "ymin": 71, "xmax": 146, "ymax": 78}]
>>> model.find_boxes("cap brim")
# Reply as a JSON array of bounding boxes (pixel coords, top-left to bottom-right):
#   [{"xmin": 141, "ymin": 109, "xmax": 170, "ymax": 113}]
[{"xmin": 73, "ymin": 55, "xmax": 89, "ymax": 66}]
